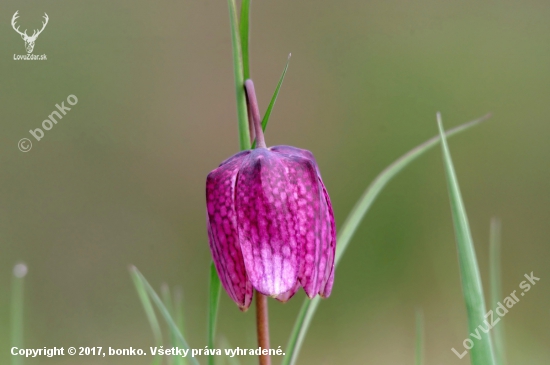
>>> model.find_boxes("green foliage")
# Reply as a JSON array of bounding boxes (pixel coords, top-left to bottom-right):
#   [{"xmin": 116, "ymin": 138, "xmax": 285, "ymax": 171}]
[
  {"xmin": 239, "ymin": 0, "xmax": 251, "ymax": 81},
  {"xmin": 282, "ymin": 113, "xmax": 492, "ymax": 365},
  {"xmin": 227, "ymin": 0, "xmax": 250, "ymax": 151},
  {"xmin": 130, "ymin": 266, "xmax": 200, "ymax": 365},
  {"xmin": 162, "ymin": 284, "xmax": 187, "ymax": 365},
  {"xmin": 208, "ymin": 262, "xmax": 222, "ymax": 365},
  {"xmin": 437, "ymin": 113, "xmax": 496, "ymax": 365},
  {"xmin": 490, "ymin": 218, "xmax": 506, "ymax": 365},
  {"xmin": 252, "ymin": 56, "xmax": 291, "ymax": 149},
  {"xmin": 11, "ymin": 264, "xmax": 26, "ymax": 365},
  {"xmin": 132, "ymin": 271, "xmax": 163, "ymax": 365}
]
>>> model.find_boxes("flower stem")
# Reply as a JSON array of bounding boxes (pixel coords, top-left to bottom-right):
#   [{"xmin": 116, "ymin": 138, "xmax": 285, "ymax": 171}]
[
  {"xmin": 255, "ymin": 290, "xmax": 271, "ymax": 365},
  {"xmin": 244, "ymin": 79, "xmax": 266, "ymax": 148}
]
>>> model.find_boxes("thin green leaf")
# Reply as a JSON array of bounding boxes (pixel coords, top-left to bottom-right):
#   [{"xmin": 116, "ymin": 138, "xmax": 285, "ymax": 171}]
[
  {"xmin": 437, "ymin": 112, "xmax": 496, "ymax": 365},
  {"xmin": 131, "ymin": 270, "xmax": 163, "ymax": 365},
  {"xmin": 161, "ymin": 283, "xmax": 174, "ymax": 317},
  {"xmin": 129, "ymin": 266, "xmax": 200, "ymax": 365},
  {"xmin": 239, "ymin": 0, "xmax": 251, "ymax": 80},
  {"xmin": 490, "ymin": 218, "xmax": 506, "ymax": 365},
  {"xmin": 208, "ymin": 262, "xmax": 222, "ymax": 365},
  {"xmin": 162, "ymin": 284, "xmax": 183, "ymax": 365},
  {"xmin": 415, "ymin": 309, "xmax": 424, "ymax": 365},
  {"xmin": 282, "ymin": 113, "xmax": 492, "ymax": 365},
  {"xmin": 251, "ymin": 55, "xmax": 291, "ymax": 149},
  {"xmin": 11, "ymin": 263, "xmax": 27, "ymax": 365},
  {"xmin": 227, "ymin": 0, "xmax": 250, "ymax": 150}
]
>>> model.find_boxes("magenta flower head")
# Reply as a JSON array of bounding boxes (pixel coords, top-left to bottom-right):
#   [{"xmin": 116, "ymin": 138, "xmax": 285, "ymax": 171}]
[{"xmin": 206, "ymin": 80, "xmax": 336, "ymax": 311}]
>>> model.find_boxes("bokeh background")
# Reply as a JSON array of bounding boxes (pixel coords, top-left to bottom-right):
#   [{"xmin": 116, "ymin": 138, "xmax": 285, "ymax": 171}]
[{"xmin": 1, "ymin": 0, "xmax": 549, "ymax": 364}]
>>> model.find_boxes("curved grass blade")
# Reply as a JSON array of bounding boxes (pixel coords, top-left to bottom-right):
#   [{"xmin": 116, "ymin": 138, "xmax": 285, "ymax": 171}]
[
  {"xmin": 240, "ymin": 0, "xmax": 251, "ymax": 80},
  {"xmin": 490, "ymin": 218, "xmax": 506, "ymax": 365},
  {"xmin": 415, "ymin": 309, "xmax": 424, "ymax": 365},
  {"xmin": 162, "ymin": 284, "xmax": 185, "ymax": 365},
  {"xmin": 130, "ymin": 266, "xmax": 200, "ymax": 365},
  {"xmin": 208, "ymin": 262, "xmax": 222, "ymax": 365},
  {"xmin": 251, "ymin": 55, "xmax": 291, "ymax": 149},
  {"xmin": 131, "ymin": 271, "xmax": 163, "ymax": 365},
  {"xmin": 282, "ymin": 113, "xmax": 492, "ymax": 365},
  {"xmin": 227, "ymin": 0, "xmax": 250, "ymax": 150},
  {"xmin": 11, "ymin": 263, "xmax": 27, "ymax": 365},
  {"xmin": 437, "ymin": 113, "xmax": 496, "ymax": 365}
]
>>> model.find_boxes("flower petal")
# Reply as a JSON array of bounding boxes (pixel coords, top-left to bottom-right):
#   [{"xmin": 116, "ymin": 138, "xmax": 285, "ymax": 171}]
[
  {"xmin": 318, "ymin": 178, "xmax": 336, "ymax": 298},
  {"xmin": 206, "ymin": 151, "xmax": 253, "ymax": 310},
  {"xmin": 275, "ymin": 281, "xmax": 301, "ymax": 302},
  {"xmin": 235, "ymin": 149, "xmax": 301, "ymax": 296},
  {"xmin": 284, "ymin": 157, "xmax": 325, "ymax": 298},
  {"xmin": 272, "ymin": 145, "xmax": 336, "ymax": 298},
  {"xmin": 270, "ymin": 145, "xmax": 318, "ymax": 173}
]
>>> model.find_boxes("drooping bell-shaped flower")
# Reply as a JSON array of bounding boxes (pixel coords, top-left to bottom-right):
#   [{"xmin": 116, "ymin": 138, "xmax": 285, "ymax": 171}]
[{"xmin": 206, "ymin": 80, "xmax": 336, "ymax": 311}]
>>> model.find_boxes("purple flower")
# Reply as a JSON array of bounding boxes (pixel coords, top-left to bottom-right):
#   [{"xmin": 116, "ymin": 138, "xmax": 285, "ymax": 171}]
[{"xmin": 205, "ymin": 80, "xmax": 336, "ymax": 311}]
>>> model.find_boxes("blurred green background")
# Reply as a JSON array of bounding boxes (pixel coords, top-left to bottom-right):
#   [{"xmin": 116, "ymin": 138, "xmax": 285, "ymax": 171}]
[{"xmin": 1, "ymin": 0, "xmax": 549, "ymax": 364}]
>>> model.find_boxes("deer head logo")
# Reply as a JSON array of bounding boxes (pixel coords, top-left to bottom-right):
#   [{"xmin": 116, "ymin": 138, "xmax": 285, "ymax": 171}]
[{"xmin": 11, "ymin": 11, "xmax": 49, "ymax": 54}]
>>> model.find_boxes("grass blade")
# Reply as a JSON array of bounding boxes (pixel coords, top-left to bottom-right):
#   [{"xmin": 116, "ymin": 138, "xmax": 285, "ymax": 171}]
[
  {"xmin": 208, "ymin": 262, "xmax": 222, "ymax": 365},
  {"xmin": 490, "ymin": 218, "xmax": 505, "ymax": 365},
  {"xmin": 282, "ymin": 113, "xmax": 492, "ymax": 365},
  {"xmin": 131, "ymin": 270, "xmax": 163, "ymax": 365},
  {"xmin": 415, "ymin": 309, "xmax": 424, "ymax": 365},
  {"xmin": 240, "ymin": 0, "xmax": 251, "ymax": 80},
  {"xmin": 130, "ymin": 266, "xmax": 200, "ymax": 365},
  {"xmin": 437, "ymin": 113, "xmax": 496, "ymax": 365},
  {"xmin": 162, "ymin": 284, "xmax": 183, "ymax": 365},
  {"xmin": 11, "ymin": 263, "xmax": 27, "ymax": 365},
  {"xmin": 227, "ymin": 0, "xmax": 250, "ymax": 150},
  {"xmin": 251, "ymin": 55, "xmax": 291, "ymax": 149}
]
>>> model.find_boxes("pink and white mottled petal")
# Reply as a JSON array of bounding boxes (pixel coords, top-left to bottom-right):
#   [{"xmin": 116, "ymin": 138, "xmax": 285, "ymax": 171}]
[
  {"xmin": 320, "ymin": 269, "xmax": 334, "ymax": 298},
  {"xmin": 275, "ymin": 281, "xmax": 301, "ymax": 302},
  {"xmin": 271, "ymin": 145, "xmax": 336, "ymax": 298},
  {"xmin": 270, "ymin": 145, "xmax": 319, "ymax": 174},
  {"xmin": 206, "ymin": 152, "xmax": 253, "ymax": 310},
  {"xmin": 235, "ymin": 149, "xmax": 300, "ymax": 297},
  {"xmin": 281, "ymin": 156, "xmax": 324, "ymax": 298},
  {"xmin": 318, "ymin": 179, "xmax": 336, "ymax": 297},
  {"xmin": 269, "ymin": 145, "xmax": 316, "ymax": 161}
]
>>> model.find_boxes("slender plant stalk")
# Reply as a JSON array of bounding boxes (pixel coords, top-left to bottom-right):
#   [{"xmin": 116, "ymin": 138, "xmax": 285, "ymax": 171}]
[
  {"xmin": 282, "ymin": 113, "xmax": 492, "ymax": 365},
  {"xmin": 162, "ymin": 284, "xmax": 184, "ymax": 365},
  {"xmin": 245, "ymin": 80, "xmax": 266, "ymax": 148},
  {"xmin": 129, "ymin": 267, "xmax": 200, "ymax": 365},
  {"xmin": 240, "ymin": 0, "xmax": 251, "ymax": 80},
  {"xmin": 131, "ymin": 270, "xmax": 163, "ymax": 365},
  {"xmin": 227, "ymin": 0, "xmax": 250, "ymax": 151},
  {"xmin": 208, "ymin": 262, "xmax": 222, "ymax": 365},
  {"xmin": 255, "ymin": 291, "xmax": 271, "ymax": 365},
  {"xmin": 437, "ymin": 113, "xmax": 496, "ymax": 365},
  {"xmin": 490, "ymin": 218, "xmax": 506, "ymax": 365},
  {"xmin": 11, "ymin": 263, "xmax": 27, "ymax": 365},
  {"xmin": 207, "ymin": 4, "xmax": 253, "ymax": 359}
]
